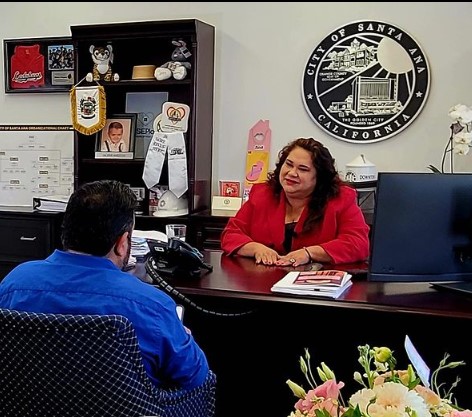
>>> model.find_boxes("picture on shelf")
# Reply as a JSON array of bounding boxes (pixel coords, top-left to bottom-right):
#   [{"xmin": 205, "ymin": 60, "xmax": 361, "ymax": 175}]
[
  {"xmin": 95, "ymin": 114, "xmax": 136, "ymax": 160},
  {"xmin": 219, "ymin": 180, "xmax": 241, "ymax": 197}
]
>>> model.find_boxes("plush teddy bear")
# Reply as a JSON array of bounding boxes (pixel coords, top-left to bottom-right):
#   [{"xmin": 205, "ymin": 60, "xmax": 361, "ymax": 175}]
[
  {"xmin": 86, "ymin": 44, "xmax": 119, "ymax": 82},
  {"xmin": 155, "ymin": 40, "xmax": 192, "ymax": 81}
]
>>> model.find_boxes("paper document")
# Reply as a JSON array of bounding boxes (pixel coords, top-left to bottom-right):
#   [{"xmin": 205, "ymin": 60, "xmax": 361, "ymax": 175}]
[
  {"xmin": 33, "ymin": 194, "xmax": 71, "ymax": 212},
  {"xmin": 271, "ymin": 270, "xmax": 353, "ymax": 299},
  {"xmin": 0, "ymin": 126, "xmax": 74, "ymax": 207},
  {"xmin": 132, "ymin": 230, "xmax": 167, "ymax": 242},
  {"xmin": 131, "ymin": 230, "xmax": 167, "ymax": 258}
]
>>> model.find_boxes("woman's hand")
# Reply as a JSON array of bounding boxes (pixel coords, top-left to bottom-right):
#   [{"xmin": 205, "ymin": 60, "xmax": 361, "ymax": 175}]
[
  {"xmin": 237, "ymin": 242, "xmax": 280, "ymax": 265},
  {"xmin": 253, "ymin": 245, "xmax": 280, "ymax": 265},
  {"xmin": 276, "ymin": 248, "xmax": 310, "ymax": 267}
]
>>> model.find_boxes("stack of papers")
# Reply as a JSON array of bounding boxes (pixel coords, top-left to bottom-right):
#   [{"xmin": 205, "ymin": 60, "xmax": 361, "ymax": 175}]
[
  {"xmin": 33, "ymin": 195, "xmax": 71, "ymax": 212},
  {"xmin": 131, "ymin": 230, "xmax": 167, "ymax": 258},
  {"xmin": 271, "ymin": 270, "xmax": 353, "ymax": 299}
]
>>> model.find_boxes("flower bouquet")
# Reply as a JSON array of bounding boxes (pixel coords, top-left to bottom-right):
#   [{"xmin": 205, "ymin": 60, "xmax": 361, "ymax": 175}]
[{"xmin": 286, "ymin": 341, "xmax": 469, "ymax": 417}]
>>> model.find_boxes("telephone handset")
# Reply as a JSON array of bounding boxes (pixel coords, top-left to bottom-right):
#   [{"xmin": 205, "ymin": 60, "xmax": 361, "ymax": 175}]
[
  {"xmin": 147, "ymin": 237, "xmax": 213, "ymax": 279},
  {"xmin": 145, "ymin": 238, "xmax": 252, "ymax": 317}
]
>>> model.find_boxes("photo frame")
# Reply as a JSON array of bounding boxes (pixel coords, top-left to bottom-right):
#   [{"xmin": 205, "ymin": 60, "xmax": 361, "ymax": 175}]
[
  {"xmin": 219, "ymin": 180, "xmax": 241, "ymax": 197},
  {"xmin": 3, "ymin": 36, "xmax": 75, "ymax": 93},
  {"xmin": 95, "ymin": 114, "xmax": 136, "ymax": 160}
]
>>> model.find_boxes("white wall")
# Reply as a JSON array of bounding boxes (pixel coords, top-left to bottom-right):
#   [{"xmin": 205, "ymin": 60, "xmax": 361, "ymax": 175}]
[{"xmin": 0, "ymin": 2, "xmax": 471, "ymax": 193}]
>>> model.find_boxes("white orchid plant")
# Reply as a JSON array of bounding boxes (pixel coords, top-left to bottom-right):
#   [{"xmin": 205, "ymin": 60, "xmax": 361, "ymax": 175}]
[{"xmin": 429, "ymin": 104, "xmax": 472, "ymax": 173}]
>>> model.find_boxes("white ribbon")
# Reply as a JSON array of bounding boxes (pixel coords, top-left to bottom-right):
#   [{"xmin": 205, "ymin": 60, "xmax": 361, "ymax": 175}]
[
  {"xmin": 142, "ymin": 132, "xmax": 168, "ymax": 189},
  {"xmin": 167, "ymin": 132, "xmax": 188, "ymax": 198}
]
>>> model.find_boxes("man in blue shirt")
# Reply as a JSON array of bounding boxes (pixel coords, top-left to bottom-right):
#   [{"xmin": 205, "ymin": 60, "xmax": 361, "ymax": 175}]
[{"xmin": 0, "ymin": 180, "xmax": 209, "ymax": 390}]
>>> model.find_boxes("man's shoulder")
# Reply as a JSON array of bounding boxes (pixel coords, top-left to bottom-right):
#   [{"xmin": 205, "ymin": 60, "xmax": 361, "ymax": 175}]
[{"xmin": 1, "ymin": 259, "xmax": 45, "ymax": 282}]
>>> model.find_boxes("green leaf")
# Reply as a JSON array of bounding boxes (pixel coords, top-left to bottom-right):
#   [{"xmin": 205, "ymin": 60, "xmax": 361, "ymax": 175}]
[
  {"xmin": 342, "ymin": 404, "xmax": 363, "ymax": 417},
  {"xmin": 315, "ymin": 408, "xmax": 333, "ymax": 417},
  {"xmin": 427, "ymin": 165, "xmax": 442, "ymax": 173}
]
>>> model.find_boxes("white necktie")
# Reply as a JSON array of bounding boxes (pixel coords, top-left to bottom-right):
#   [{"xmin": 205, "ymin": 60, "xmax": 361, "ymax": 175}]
[
  {"xmin": 167, "ymin": 132, "xmax": 188, "ymax": 198},
  {"xmin": 142, "ymin": 132, "xmax": 168, "ymax": 189}
]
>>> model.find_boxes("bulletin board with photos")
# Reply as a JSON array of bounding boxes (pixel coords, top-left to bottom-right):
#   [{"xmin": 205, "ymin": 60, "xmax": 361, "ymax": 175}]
[{"xmin": 3, "ymin": 36, "xmax": 75, "ymax": 93}]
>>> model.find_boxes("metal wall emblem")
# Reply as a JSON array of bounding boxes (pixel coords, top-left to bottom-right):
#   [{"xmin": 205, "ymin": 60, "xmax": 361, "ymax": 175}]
[{"xmin": 302, "ymin": 21, "xmax": 430, "ymax": 143}]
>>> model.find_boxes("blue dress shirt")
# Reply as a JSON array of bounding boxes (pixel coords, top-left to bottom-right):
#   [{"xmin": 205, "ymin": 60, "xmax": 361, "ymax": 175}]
[{"xmin": 0, "ymin": 250, "xmax": 209, "ymax": 390}]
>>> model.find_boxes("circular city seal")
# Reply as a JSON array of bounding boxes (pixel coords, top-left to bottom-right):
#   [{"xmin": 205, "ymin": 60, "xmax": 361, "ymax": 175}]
[{"xmin": 302, "ymin": 21, "xmax": 430, "ymax": 143}]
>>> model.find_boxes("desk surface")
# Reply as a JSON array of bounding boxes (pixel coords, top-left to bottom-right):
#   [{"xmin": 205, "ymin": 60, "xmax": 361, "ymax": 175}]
[
  {"xmin": 139, "ymin": 251, "xmax": 472, "ymax": 417},
  {"xmin": 162, "ymin": 251, "xmax": 472, "ymax": 320}
]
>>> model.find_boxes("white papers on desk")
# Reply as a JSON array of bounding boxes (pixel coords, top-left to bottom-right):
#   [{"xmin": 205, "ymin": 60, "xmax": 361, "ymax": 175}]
[
  {"xmin": 271, "ymin": 270, "xmax": 353, "ymax": 299},
  {"xmin": 33, "ymin": 194, "xmax": 71, "ymax": 212},
  {"xmin": 133, "ymin": 230, "xmax": 167, "ymax": 242},
  {"xmin": 131, "ymin": 230, "xmax": 167, "ymax": 257}
]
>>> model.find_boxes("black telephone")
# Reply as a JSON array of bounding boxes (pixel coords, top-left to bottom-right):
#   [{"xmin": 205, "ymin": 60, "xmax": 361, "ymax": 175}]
[
  {"xmin": 145, "ymin": 238, "xmax": 252, "ymax": 317},
  {"xmin": 147, "ymin": 237, "xmax": 213, "ymax": 279}
]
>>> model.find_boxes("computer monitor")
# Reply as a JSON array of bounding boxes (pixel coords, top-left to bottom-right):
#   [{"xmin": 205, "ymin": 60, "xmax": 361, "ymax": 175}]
[{"xmin": 368, "ymin": 172, "xmax": 472, "ymax": 282}]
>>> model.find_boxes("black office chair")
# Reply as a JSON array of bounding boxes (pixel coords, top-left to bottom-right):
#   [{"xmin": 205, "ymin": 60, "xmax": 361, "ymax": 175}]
[{"xmin": 0, "ymin": 308, "xmax": 216, "ymax": 417}]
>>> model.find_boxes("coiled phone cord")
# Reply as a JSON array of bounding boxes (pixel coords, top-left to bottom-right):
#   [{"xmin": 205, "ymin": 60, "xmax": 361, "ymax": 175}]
[{"xmin": 145, "ymin": 258, "xmax": 253, "ymax": 317}]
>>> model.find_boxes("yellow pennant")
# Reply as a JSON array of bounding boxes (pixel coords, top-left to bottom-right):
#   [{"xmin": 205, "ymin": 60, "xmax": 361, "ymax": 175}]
[{"xmin": 70, "ymin": 83, "xmax": 106, "ymax": 136}]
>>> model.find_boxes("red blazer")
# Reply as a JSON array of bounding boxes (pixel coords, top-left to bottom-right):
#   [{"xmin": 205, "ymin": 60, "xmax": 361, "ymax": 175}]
[{"xmin": 221, "ymin": 183, "xmax": 370, "ymax": 264}]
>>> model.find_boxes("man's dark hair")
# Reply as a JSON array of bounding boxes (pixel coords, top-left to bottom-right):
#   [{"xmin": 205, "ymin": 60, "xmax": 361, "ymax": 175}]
[
  {"xmin": 267, "ymin": 137, "xmax": 343, "ymax": 233},
  {"xmin": 61, "ymin": 180, "xmax": 137, "ymax": 256}
]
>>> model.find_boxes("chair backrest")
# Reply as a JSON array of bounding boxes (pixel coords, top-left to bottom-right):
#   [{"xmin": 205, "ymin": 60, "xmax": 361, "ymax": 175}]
[{"xmin": 0, "ymin": 308, "xmax": 216, "ymax": 417}]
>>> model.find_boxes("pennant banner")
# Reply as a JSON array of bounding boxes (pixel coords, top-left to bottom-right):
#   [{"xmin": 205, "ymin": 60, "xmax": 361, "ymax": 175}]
[{"xmin": 70, "ymin": 84, "xmax": 106, "ymax": 136}]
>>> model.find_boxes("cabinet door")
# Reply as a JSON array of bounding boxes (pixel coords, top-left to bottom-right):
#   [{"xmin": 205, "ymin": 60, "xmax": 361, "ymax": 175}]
[
  {"xmin": 71, "ymin": 20, "xmax": 214, "ymax": 218},
  {"xmin": 0, "ymin": 217, "xmax": 52, "ymax": 263},
  {"xmin": 0, "ymin": 212, "xmax": 62, "ymax": 279}
]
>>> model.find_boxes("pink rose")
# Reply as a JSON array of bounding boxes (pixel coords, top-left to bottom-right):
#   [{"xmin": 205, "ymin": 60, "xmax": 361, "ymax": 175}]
[
  {"xmin": 295, "ymin": 380, "xmax": 345, "ymax": 417},
  {"xmin": 314, "ymin": 379, "xmax": 345, "ymax": 399}
]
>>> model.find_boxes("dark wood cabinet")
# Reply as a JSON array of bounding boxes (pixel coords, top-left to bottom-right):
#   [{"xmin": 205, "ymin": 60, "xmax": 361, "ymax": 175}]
[
  {"xmin": 0, "ymin": 209, "xmax": 63, "ymax": 279},
  {"xmin": 190, "ymin": 210, "xmax": 229, "ymax": 250},
  {"xmin": 70, "ymin": 19, "xmax": 215, "ymax": 222}
]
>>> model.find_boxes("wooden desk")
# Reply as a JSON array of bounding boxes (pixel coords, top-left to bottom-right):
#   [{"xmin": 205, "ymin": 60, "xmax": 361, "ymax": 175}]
[
  {"xmin": 170, "ymin": 251, "xmax": 472, "ymax": 319},
  {"xmin": 145, "ymin": 252, "xmax": 472, "ymax": 417}
]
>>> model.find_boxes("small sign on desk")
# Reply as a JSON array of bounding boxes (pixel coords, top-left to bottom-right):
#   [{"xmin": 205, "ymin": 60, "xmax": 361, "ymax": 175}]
[{"xmin": 211, "ymin": 196, "xmax": 242, "ymax": 217}]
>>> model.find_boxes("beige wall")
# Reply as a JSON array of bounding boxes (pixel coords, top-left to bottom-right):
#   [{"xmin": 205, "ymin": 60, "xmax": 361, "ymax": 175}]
[{"xmin": 0, "ymin": 2, "xmax": 470, "ymax": 193}]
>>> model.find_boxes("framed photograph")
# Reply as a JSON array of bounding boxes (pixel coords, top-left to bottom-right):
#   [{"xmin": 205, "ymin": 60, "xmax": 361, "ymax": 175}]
[
  {"xmin": 95, "ymin": 114, "xmax": 136, "ymax": 160},
  {"xmin": 3, "ymin": 36, "xmax": 75, "ymax": 93},
  {"xmin": 219, "ymin": 180, "xmax": 241, "ymax": 197}
]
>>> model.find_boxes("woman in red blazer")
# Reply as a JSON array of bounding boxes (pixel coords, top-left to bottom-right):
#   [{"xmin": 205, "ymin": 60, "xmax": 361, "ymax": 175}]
[{"xmin": 221, "ymin": 138, "xmax": 370, "ymax": 266}]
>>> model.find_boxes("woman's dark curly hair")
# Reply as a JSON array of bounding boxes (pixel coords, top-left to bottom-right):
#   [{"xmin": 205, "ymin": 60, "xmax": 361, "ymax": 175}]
[{"xmin": 267, "ymin": 138, "xmax": 342, "ymax": 233}]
